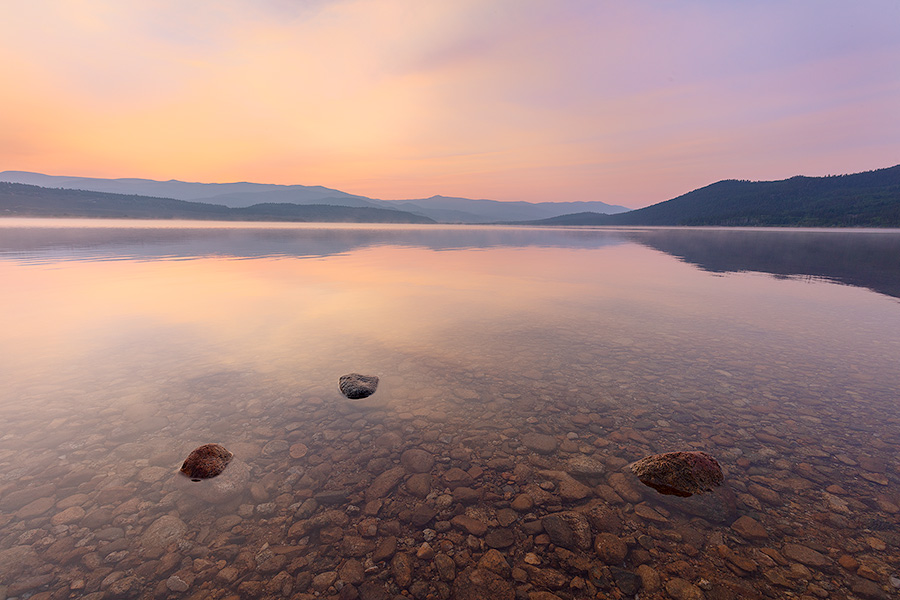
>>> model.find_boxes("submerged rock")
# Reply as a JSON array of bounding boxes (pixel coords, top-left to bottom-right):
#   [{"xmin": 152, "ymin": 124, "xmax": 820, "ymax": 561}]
[
  {"xmin": 180, "ymin": 443, "xmax": 233, "ymax": 481},
  {"xmin": 630, "ymin": 451, "xmax": 723, "ymax": 497},
  {"xmin": 182, "ymin": 459, "xmax": 251, "ymax": 504},
  {"xmin": 339, "ymin": 373, "xmax": 379, "ymax": 399}
]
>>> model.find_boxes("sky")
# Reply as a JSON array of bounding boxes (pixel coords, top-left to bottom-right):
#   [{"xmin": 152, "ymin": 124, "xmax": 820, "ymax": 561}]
[{"xmin": 1, "ymin": 1, "xmax": 898, "ymax": 208}]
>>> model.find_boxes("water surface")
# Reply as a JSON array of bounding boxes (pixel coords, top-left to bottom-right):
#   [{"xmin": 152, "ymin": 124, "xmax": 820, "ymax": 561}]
[{"xmin": 0, "ymin": 219, "xmax": 898, "ymax": 599}]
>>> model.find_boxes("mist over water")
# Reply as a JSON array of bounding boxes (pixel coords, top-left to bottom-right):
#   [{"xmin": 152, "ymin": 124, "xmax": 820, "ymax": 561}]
[{"xmin": 1, "ymin": 220, "xmax": 898, "ymax": 599}]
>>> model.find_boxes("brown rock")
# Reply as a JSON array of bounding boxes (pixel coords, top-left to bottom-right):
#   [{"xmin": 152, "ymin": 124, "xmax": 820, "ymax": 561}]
[
  {"xmin": 595, "ymin": 532, "xmax": 628, "ymax": 565},
  {"xmin": 289, "ymin": 443, "xmax": 309, "ymax": 459},
  {"xmin": 522, "ymin": 433, "xmax": 558, "ymax": 454},
  {"xmin": 451, "ymin": 514, "xmax": 488, "ymax": 536},
  {"xmin": 453, "ymin": 568, "xmax": 515, "ymax": 600},
  {"xmin": 444, "ymin": 467, "xmax": 475, "ymax": 489},
  {"xmin": 857, "ymin": 565, "xmax": 880, "ymax": 582},
  {"xmin": 583, "ymin": 503, "xmax": 623, "ymax": 533},
  {"xmin": 511, "ymin": 494, "xmax": 534, "ymax": 512},
  {"xmin": 15, "ymin": 496, "xmax": 55, "ymax": 519},
  {"xmin": 747, "ymin": 483, "xmax": 781, "ymax": 505},
  {"xmin": 850, "ymin": 577, "xmax": 888, "ymax": 600},
  {"xmin": 529, "ymin": 593, "xmax": 564, "ymax": 600},
  {"xmin": 523, "ymin": 483, "xmax": 557, "ymax": 506},
  {"xmin": 453, "ymin": 486, "xmax": 481, "ymax": 504},
  {"xmin": 51, "ymin": 505, "xmax": 85, "ymax": 525},
  {"xmin": 372, "ymin": 536, "xmax": 397, "ymax": 562},
  {"xmin": 359, "ymin": 581, "xmax": 391, "ymax": 600},
  {"xmin": 630, "ymin": 451, "xmax": 723, "ymax": 497},
  {"xmin": 180, "ymin": 443, "xmax": 233, "ymax": 480},
  {"xmin": 365, "ymin": 466, "xmax": 405, "ymax": 502},
  {"xmin": 566, "ymin": 455, "xmax": 606, "ymax": 477},
  {"xmin": 255, "ymin": 548, "xmax": 287, "ymax": 573},
  {"xmin": 541, "ymin": 511, "xmax": 592, "ymax": 551},
  {"xmin": 339, "ymin": 373, "xmax": 378, "ymax": 399},
  {"xmin": 0, "ymin": 483, "xmax": 55, "ymax": 511},
  {"xmin": 478, "ymin": 548, "xmax": 511, "ymax": 577},
  {"xmin": 608, "ymin": 472, "xmax": 643, "ymax": 503},
  {"xmin": 665, "ymin": 577, "xmax": 704, "ymax": 600},
  {"xmin": 497, "ymin": 508, "xmax": 517, "ymax": 527},
  {"xmin": 522, "ymin": 565, "xmax": 568, "ymax": 589},
  {"xmin": 539, "ymin": 470, "xmax": 592, "ymax": 501},
  {"xmin": 416, "ymin": 542, "xmax": 435, "ymax": 560},
  {"xmin": 782, "ymin": 543, "xmax": 829, "ymax": 567},
  {"xmin": 401, "ymin": 449, "xmax": 435, "ymax": 473},
  {"xmin": 391, "ymin": 553, "xmax": 413, "ymax": 588},
  {"xmin": 731, "ymin": 515, "xmax": 768, "ymax": 540},
  {"xmin": 342, "ymin": 536, "xmax": 376, "ymax": 557},
  {"xmin": 0, "ymin": 546, "xmax": 41, "ymax": 580},
  {"xmin": 339, "ymin": 559, "xmax": 365, "ymax": 585},
  {"xmin": 409, "ymin": 504, "xmax": 438, "ymax": 527},
  {"xmin": 634, "ymin": 503, "xmax": 668, "ymax": 523},
  {"xmin": 312, "ymin": 571, "xmax": 338, "ymax": 592},
  {"xmin": 405, "ymin": 473, "xmax": 432, "ymax": 498},
  {"xmin": 141, "ymin": 515, "xmax": 187, "ymax": 549},
  {"xmin": 635, "ymin": 564, "xmax": 661, "ymax": 592},
  {"xmin": 484, "ymin": 528, "xmax": 516, "ymax": 549},
  {"xmin": 434, "ymin": 553, "xmax": 456, "ymax": 581},
  {"xmin": 716, "ymin": 545, "xmax": 757, "ymax": 575}
]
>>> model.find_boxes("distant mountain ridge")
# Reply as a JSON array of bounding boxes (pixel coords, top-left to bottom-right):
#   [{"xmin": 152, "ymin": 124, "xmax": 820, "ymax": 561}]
[
  {"xmin": 0, "ymin": 171, "xmax": 629, "ymax": 223},
  {"xmin": 524, "ymin": 165, "xmax": 900, "ymax": 227},
  {"xmin": 3, "ymin": 166, "xmax": 897, "ymax": 226},
  {"xmin": 0, "ymin": 182, "xmax": 436, "ymax": 224}
]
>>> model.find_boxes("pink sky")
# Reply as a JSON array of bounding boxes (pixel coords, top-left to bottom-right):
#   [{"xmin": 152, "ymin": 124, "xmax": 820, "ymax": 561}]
[{"xmin": 1, "ymin": 1, "xmax": 898, "ymax": 208}]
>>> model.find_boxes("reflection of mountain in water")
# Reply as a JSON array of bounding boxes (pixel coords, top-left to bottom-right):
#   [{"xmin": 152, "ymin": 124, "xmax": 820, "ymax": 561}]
[
  {"xmin": 626, "ymin": 229, "xmax": 900, "ymax": 300},
  {"xmin": 0, "ymin": 225, "xmax": 629, "ymax": 264},
  {"xmin": 3, "ymin": 224, "xmax": 899, "ymax": 300}
]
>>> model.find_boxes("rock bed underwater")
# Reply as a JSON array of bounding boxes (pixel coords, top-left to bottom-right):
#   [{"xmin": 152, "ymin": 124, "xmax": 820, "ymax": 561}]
[{"xmin": 0, "ymin": 367, "xmax": 898, "ymax": 600}]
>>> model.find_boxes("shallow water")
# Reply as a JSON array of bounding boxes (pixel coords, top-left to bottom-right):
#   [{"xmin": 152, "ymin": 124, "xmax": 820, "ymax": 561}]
[{"xmin": 0, "ymin": 219, "xmax": 898, "ymax": 600}]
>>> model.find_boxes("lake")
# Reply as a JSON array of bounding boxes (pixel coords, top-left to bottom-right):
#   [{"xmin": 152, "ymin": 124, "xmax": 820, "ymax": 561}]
[{"xmin": 0, "ymin": 218, "xmax": 898, "ymax": 600}]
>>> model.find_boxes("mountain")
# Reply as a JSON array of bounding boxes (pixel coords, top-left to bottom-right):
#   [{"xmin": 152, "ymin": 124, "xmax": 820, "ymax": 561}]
[
  {"xmin": 0, "ymin": 171, "xmax": 629, "ymax": 223},
  {"xmin": 0, "ymin": 171, "xmax": 365, "ymax": 207},
  {"xmin": 0, "ymin": 183, "xmax": 436, "ymax": 223},
  {"xmin": 524, "ymin": 165, "xmax": 900, "ymax": 227},
  {"xmin": 388, "ymin": 195, "xmax": 629, "ymax": 223}
]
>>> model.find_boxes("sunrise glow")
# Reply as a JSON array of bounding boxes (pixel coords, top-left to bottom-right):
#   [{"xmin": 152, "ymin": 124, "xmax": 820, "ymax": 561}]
[{"xmin": 2, "ymin": 1, "xmax": 898, "ymax": 207}]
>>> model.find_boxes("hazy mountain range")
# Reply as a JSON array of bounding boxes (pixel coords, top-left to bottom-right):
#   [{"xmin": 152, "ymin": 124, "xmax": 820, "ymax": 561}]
[
  {"xmin": 1, "ymin": 166, "xmax": 898, "ymax": 226},
  {"xmin": 0, "ymin": 171, "xmax": 628, "ymax": 223}
]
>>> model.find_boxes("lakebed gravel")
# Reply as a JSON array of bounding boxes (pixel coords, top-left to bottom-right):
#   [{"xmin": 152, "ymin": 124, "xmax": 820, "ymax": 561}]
[{"xmin": 0, "ymin": 362, "xmax": 898, "ymax": 600}]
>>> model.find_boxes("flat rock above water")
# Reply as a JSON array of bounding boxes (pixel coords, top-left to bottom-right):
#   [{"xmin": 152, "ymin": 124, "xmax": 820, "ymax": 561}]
[
  {"xmin": 631, "ymin": 451, "xmax": 723, "ymax": 497},
  {"xmin": 339, "ymin": 373, "xmax": 379, "ymax": 399},
  {"xmin": 180, "ymin": 443, "xmax": 233, "ymax": 481}
]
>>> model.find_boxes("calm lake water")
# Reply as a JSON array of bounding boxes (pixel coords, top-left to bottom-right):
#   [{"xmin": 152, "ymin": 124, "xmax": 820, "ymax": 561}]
[{"xmin": 0, "ymin": 218, "xmax": 898, "ymax": 600}]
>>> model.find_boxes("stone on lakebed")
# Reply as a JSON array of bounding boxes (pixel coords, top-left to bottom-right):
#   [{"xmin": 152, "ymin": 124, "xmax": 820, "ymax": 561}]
[
  {"xmin": 339, "ymin": 373, "xmax": 379, "ymax": 399},
  {"xmin": 630, "ymin": 450, "xmax": 723, "ymax": 497},
  {"xmin": 180, "ymin": 443, "xmax": 233, "ymax": 481}
]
